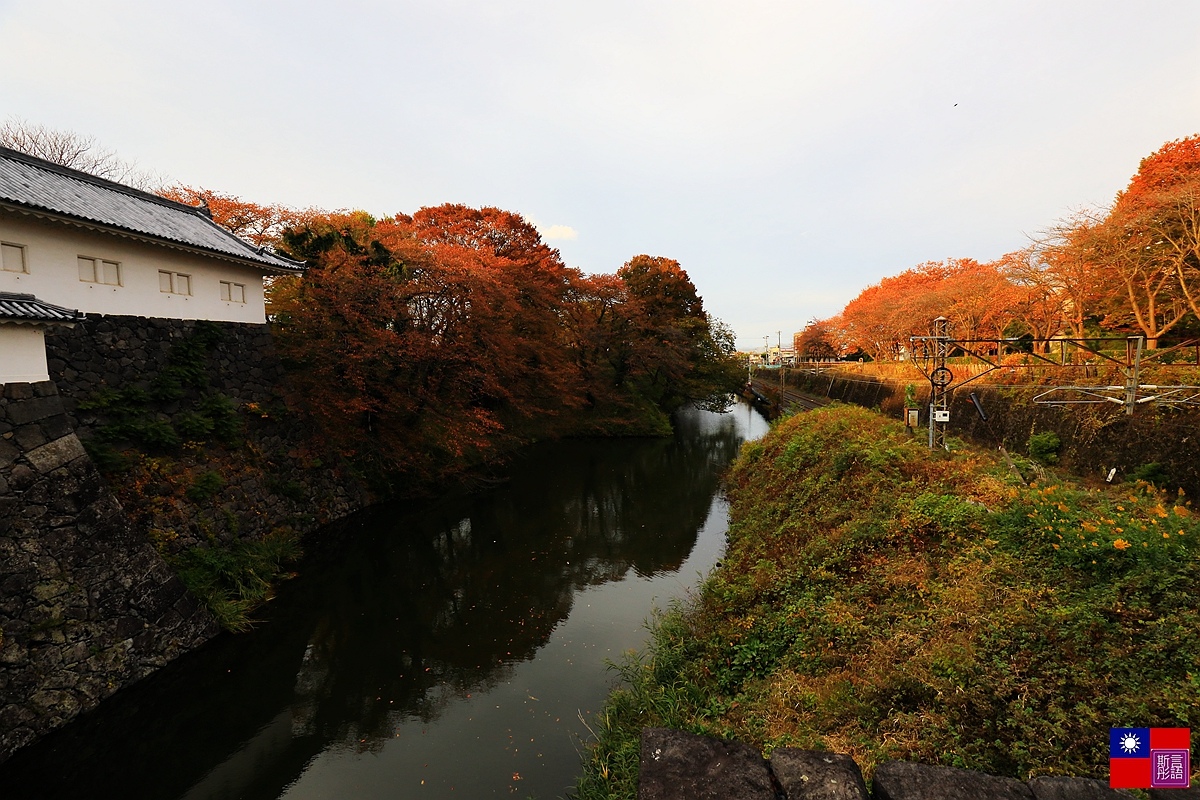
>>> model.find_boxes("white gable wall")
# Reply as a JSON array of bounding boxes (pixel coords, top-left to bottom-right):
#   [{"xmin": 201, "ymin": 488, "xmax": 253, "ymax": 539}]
[
  {"xmin": 0, "ymin": 211, "xmax": 271, "ymax": 323},
  {"xmin": 0, "ymin": 324, "xmax": 50, "ymax": 383}
]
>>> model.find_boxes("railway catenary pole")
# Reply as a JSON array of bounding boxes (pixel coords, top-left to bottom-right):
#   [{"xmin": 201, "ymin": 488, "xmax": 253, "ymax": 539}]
[{"xmin": 928, "ymin": 316, "xmax": 952, "ymax": 451}]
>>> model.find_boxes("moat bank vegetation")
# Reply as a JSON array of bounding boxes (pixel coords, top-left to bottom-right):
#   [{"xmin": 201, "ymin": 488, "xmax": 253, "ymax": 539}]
[
  {"xmin": 77, "ymin": 197, "xmax": 744, "ymax": 629},
  {"xmin": 269, "ymin": 205, "xmax": 745, "ymax": 489},
  {"xmin": 575, "ymin": 404, "xmax": 1200, "ymax": 798}
]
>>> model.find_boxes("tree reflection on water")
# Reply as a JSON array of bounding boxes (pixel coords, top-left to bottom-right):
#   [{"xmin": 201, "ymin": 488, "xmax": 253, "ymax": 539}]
[{"xmin": 0, "ymin": 404, "xmax": 761, "ymax": 800}]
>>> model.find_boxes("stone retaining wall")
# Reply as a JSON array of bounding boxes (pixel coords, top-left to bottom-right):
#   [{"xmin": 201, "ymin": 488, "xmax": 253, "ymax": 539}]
[
  {"xmin": 638, "ymin": 728, "xmax": 1194, "ymax": 800},
  {"xmin": 44, "ymin": 315, "xmax": 283, "ymax": 434},
  {"xmin": 1, "ymin": 315, "xmax": 373, "ymax": 764},
  {"xmin": 781, "ymin": 369, "xmax": 1200, "ymax": 497},
  {"xmin": 43, "ymin": 315, "xmax": 370, "ymax": 555},
  {"xmin": 0, "ymin": 381, "xmax": 218, "ymax": 764}
]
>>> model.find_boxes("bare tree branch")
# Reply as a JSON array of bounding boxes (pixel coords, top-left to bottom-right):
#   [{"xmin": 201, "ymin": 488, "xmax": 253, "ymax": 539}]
[{"xmin": 0, "ymin": 117, "xmax": 167, "ymax": 190}]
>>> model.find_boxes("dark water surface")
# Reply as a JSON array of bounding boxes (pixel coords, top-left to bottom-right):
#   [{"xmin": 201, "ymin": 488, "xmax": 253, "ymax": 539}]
[{"xmin": 0, "ymin": 402, "xmax": 768, "ymax": 800}]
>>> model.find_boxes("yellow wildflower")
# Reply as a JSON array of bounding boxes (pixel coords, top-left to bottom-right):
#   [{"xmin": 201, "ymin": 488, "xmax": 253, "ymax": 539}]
[
  {"xmin": 1174, "ymin": 506, "xmax": 1191, "ymax": 517},
  {"xmin": 1113, "ymin": 539, "xmax": 1131, "ymax": 550}
]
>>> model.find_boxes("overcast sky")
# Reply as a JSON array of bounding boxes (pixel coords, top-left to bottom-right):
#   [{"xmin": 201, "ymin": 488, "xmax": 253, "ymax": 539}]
[{"xmin": 3, "ymin": 1, "xmax": 1199, "ymax": 349}]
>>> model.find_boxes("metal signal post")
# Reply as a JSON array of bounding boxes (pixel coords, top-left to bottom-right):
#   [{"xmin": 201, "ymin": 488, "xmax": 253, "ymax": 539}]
[
  {"xmin": 922, "ymin": 317, "xmax": 952, "ymax": 450},
  {"xmin": 910, "ymin": 318, "xmax": 1200, "ymax": 450}
]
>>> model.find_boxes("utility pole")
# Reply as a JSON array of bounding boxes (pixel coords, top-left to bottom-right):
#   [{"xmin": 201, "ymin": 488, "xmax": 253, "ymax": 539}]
[
  {"xmin": 928, "ymin": 317, "xmax": 951, "ymax": 451},
  {"xmin": 1124, "ymin": 336, "xmax": 1144, "ymax": 415}
]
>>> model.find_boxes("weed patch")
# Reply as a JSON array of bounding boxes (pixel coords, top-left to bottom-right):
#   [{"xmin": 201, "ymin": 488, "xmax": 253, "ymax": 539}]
[
  {"xmin": 171, "ymin": 530, "xmax": 301, "ymax": 631},
  {"xmin": 575, "ymin": 403, "xmax": 1200, "ymax": 798}
]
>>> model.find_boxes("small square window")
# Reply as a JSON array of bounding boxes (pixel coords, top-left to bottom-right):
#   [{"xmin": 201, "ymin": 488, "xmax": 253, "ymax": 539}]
[
  {"xmin": 1, "ymin": 242, "xmax": 27, "ymax": 273},
  {"xmin": 79, "ymin": 256, "xmax": 121, "ymax": 285},
  {"xmin": 159, "ymin": 270, "xmax": 192, "ymax": 295},
  {"xmin": 220, "ymin": 280, "xmax": 246, "ymax": 303}
]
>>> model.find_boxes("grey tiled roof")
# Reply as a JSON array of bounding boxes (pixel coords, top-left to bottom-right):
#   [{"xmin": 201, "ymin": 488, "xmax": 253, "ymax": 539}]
[
  {"xmin": 0, "ymin": 292, "xmax": 84, "ymax": 323},
  {"xmin": 0, "ymin": 146, "xmax": 304, "ymax": 273}
]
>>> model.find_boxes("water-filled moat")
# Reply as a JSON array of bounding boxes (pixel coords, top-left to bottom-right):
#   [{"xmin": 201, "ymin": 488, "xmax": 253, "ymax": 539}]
[{"xmin": 0, "ymin": 402, "xmax": 768, "ymax": 799}]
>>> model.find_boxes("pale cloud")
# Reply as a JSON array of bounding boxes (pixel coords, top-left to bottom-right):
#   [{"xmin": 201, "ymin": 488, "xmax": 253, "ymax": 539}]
[
  {"xmin": 4, "ymin": 1, "xmax": 1200, "ymax": 348},
  {"xmin": 541, "ymin": 224, "xmax": 578, "ymax": 241}
]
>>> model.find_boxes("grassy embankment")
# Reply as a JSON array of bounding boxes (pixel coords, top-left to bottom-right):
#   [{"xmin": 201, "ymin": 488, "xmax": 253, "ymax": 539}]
[{"xmin": 576, "ymin": 403, "xmax": 1199, "ymax": 798}]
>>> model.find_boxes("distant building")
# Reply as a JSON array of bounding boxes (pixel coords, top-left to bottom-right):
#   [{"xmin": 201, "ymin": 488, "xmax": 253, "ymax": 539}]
[
  {"xmin": 0, "ymin": 145, "xmax": 303, "ymax": 326},
  {"xmin": 0, "ymin": 292, "xmax": 84, "ymax": 383}
]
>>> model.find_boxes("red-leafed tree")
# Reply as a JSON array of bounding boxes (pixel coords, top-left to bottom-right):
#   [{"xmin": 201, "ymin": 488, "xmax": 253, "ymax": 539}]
[
  {"xmin": 615, "ymin": 255, "xmax": 742, "ymax": 414},
  {"xmin": 1103, "ymin": 135, "xmax": 1200, "ymax": 338},
  {"xmin": 159, "ymin": 185, "xmax": 308, "ymax": 249},
  {"xmin": 270, "ymin": 207, "xmax": 741, "ymax": 484},
  {"xmin": 839, "ymin": 263, "xmax": 953, "ymax": 359},
  {"xmin": 795, "ymin": 318, "xmax": 842, "ymax": 360},
  {"xmin": 271, "ymin": 205, "xmax": 586, "ymax": 484}
]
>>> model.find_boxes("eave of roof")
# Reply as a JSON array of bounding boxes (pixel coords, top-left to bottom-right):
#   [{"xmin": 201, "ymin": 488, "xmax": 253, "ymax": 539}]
[
  {"xmin": 0, "ymin": 291, "xmax": 85, "ymax": 325},
  {"xmin": 0, "ymin": 145, "xmax": 305, "ymax": 275}
]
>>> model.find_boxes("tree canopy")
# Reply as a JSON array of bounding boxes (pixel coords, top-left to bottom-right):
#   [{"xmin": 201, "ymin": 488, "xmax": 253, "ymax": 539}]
[
  {"xmin": 264, "ymin": 204, "xmax": 742, "ymax": 486},
  {"xmin": 813, "ymin": 134, "xmax": 1200, "ymax": 356}
]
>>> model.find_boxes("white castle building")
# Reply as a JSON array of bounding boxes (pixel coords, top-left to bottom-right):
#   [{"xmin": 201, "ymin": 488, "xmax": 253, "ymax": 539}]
[{"xmin": 0, "ymin": 145, "xmax": 304, "ymax": 383}]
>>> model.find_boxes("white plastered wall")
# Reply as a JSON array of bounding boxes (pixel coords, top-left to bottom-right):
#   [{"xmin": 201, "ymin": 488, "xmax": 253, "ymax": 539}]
[
  {"xmin": 0, "ymin": 211, "xmax": 273, "ymax": 323},
  {"xmin": 0, "ymin": 323, "xmax": 50, "ymax": 383}
]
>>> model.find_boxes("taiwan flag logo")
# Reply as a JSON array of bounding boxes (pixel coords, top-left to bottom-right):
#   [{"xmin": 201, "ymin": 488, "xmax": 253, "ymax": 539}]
[{"xmin": 1110, "ymin": 727, "xmax": 1191, "ymax": 789}]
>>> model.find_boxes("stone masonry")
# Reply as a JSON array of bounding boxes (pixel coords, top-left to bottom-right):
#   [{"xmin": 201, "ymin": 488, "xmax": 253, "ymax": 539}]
[
  {"xmin": 44, "ymin": 315, "xmax": 285, "ymax": 429},
  {"xmin": 43, "ymin": 315, "xmax": 370, "ymax": 554},
  {"xmin": 0, "ymin": 381, "xmax": 218, "ymax": 764},
  {"xmin": 638, "ymin": 729, "xmax": 1196, "ymax": 800}
]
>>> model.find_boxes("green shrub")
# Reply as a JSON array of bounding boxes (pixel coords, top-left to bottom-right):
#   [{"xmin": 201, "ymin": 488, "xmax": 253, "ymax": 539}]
[
  {"xmin": 129, "ymin": 419, "xmax": 181, "ymax": 450},
  {"xmin": 1130, "ymin": 462, "xmax": 1169, "ymax": 488},
  {"xmin": 174, "ymin": 411, "xmax": 215, "ymax": 440},
  {"xmin": 77, "ymin": 387, "xmax": 121, "ymax": 411},
  {"xmin": 185, "ymin": 470, "xmax": 225, "ymax": 503},
  {"xmin": 119, "ymin": 385, "xmax": 151, "ymax": 406},
  {"xmin": 270, "ymin": 479, "xmax": 307, "ymax": 502},
  {"xmin": 171, "ymin": 530, "xmax": 301, "ymax": 631},
  {"xmin": 1027, "ymin": 431, "xmax": 1061, "ymax": 465},
  {"xmin": 199, "ymin": 393, "xmax": 241, "ymax": 442},
  {"xmin": 82, "ymin": 440, "xmax": 131, "ymax": 474},
  {"xmin": 148, "ymin": 372, "xmax": 185, "ymax": 402}
]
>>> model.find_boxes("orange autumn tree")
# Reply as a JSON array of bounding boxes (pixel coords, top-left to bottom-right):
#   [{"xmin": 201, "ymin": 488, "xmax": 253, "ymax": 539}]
[
  {"xmin": 795, "ymin": 318, "xmax": 843, "ymax": 360},
  {"xmin": 837, "ymin": 259, "xmax": 1023, "ymax": 357},
  {"xmin": 270, "ymin": 206, "xmax": 583, "ymax": 485},
  {"xmin": 1102, "ymin": 135, "xmax": 1200, "ymax": 341},
  {"xmin": 269, "ymin": 205, "xmax": 743, "ymax": 485},
  {"xmin": 615, "ymin": 255, "xmax": 742, "ymax": 414},
  {"xmin": 159, "ymin": 185, "xmax": 309, "ymax": 249},
  {"xmin": 839, "ymin": 262, "xmax": 954, "ymax": 359}
]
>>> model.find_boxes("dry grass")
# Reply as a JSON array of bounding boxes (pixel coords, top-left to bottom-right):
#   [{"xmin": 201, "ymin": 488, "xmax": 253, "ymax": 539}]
[{"xmin": 575, "ymin": 403, "xmax": 1200, "ymax": 798}]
